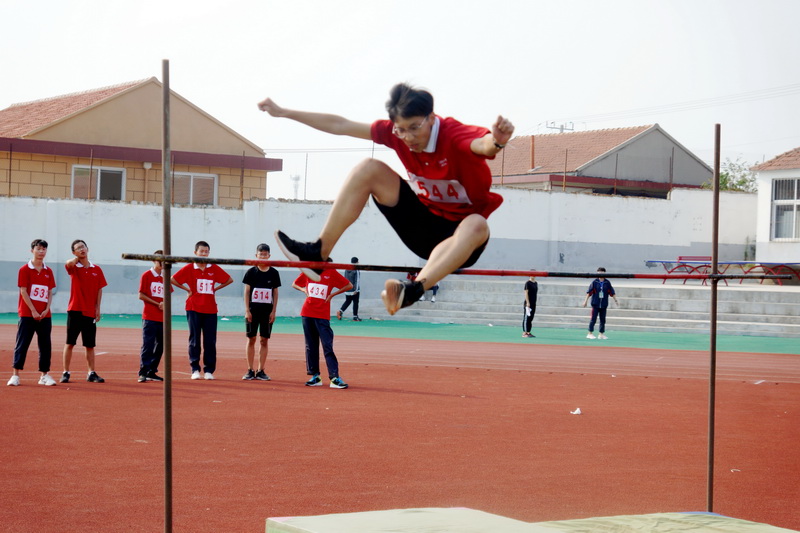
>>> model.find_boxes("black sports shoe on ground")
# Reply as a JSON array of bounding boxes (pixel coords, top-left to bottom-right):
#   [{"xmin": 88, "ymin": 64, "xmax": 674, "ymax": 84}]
[
  {"xmin": 274, "ymin": 230, "xmax": 325, "ymax": 281},
  {"xmin": 147, "ymin": 371, "xmax": 164, "ymax": 382},
  {"xmin": 381, "ymin": 279, "xmax": 425, "ymax": 315},
  {"xmin": 60, "ymin": 371, "xmax": 70, "ymax": 383},
  {"xmin": 255, "ymin": 370, "xmax": 271, "ymax": 381},
  {"xmin": 352, "ymin": 316, "xmax": 362, "ymax": 322},
  {"xmin": 87, "ymin": 371, "xmax": 105, "ymax": 383},
  {"xmin": 138, "ymin": 374, "xmax": 149, "ymax": 383},
  {"xmin": 242, "ymin": 369, "xmax": 255, "ymax": 380},
  {"xmin": 305, "ymin": 375, "xmax": 322, "ymax": 387}
]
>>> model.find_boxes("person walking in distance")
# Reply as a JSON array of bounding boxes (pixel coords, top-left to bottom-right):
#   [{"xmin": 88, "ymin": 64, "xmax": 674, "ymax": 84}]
[
  {"xmin": 583, "ymin": 267, "xmax": 619, "ymax": 340},
  {"xmin": 522, "ymin": 272, "xmax": 538, "ymax": 338},
  {"xmin": 336, "ymin": 257, "xmax": 361, "ymax": 321}
]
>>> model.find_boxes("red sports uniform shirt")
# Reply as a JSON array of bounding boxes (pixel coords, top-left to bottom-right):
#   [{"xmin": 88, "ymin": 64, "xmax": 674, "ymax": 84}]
[
  {"xmin": 294, "ymin": 270, "xmax": 350, "ymax": 320},
  {"xmin": 173, "ymin": 263, "xmax": 231, "ymax": 314},
  {"xmin": 371, "ymin": 116, "xmax": 503, "ymax": 222},
  {"xmin": 65, "ymin": 262, "xmax": 108, "ymax": 318},
  {"xmin": 139, "ymin": 268, "xmax": 168, "ymax": 322},
  {"xmin": 18, "ymin": 261, "xmax": 56, "ymax": 318}
]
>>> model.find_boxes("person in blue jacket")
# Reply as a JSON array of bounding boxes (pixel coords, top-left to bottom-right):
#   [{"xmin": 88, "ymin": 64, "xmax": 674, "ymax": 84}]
[{"xmin": 582, "ymin": 267, "xmax": 619, "ymax": 339}]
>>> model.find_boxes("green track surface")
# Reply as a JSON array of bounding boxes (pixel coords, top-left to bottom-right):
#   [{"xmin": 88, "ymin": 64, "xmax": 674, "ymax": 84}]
[{"xmin": 2, "ymin": 313, "xmax": 796, "ymax": 355}]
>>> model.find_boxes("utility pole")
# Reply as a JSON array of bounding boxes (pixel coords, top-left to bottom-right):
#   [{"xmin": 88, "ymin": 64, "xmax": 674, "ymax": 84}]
[{"xmin": 546, "ymin": 121, "xmax": 574, "ymax": 133}]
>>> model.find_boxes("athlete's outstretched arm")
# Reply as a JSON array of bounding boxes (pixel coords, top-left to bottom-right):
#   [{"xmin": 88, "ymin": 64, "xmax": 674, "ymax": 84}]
[
  {"xmin": 471, "ymin": 115, "xmax": 514, "ymax": 156},
  {"xmin": 258, "ymin": 97, "xmax": 372, "ymax": 140}
]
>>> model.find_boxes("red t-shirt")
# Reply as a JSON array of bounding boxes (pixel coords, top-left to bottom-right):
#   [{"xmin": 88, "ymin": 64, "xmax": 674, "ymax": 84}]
[
  {"xmin": 139, "ymin": 268, "xmax": 168, "ymax": 322},
  {"xmin": 371, "ymin": 116, "xmax": 503, "ymax": 221},
  {"xmin": 65, "ymin": 261, "xmax": 108, "ymax": 318},
  {"xmin": 18, "ymin": 261, "xmax": 57, "ymax": 318},
  {"xmin": 173, "ymin": 263, "xmax": 231, "ymax": 314},
  {"xmin": 294, "ymin": 270, "xmax": 350, "ymax": 320}
]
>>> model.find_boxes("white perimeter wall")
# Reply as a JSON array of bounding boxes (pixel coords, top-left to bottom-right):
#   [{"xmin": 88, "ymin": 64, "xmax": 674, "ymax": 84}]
[{"xmin": 0, "ymin": 187, "xmax": 756, "ymax": 317}]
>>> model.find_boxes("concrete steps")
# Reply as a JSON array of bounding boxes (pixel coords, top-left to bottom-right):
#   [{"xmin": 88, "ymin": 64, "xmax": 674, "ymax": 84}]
[{"xmin": 356, "ymin": 278, "xmax": 800, "ymax": 338}]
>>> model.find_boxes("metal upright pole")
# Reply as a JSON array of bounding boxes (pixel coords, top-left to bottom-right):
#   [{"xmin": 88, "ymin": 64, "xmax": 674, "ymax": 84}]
[
  {"xmin": 161, "ymin": 59, "xmax": 174, "ymax": 533},
  {"xmin": 707, "ymin": 124, "xmax": 721, "ymax": 512}
]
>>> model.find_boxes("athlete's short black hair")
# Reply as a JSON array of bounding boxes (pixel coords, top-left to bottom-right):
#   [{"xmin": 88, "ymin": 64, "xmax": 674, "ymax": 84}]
[
  {"xmin": 256, "ymin": 243, "xmax": 270, "ymax": 253},
  {"xmin": 386, "ymin": 83, "xmax": 433, "ymax": 121},
  {"xmin": 195, "ymin": 240, "xmax": 210, "ymax": 251},
  {"xmin": 31, "ymin": 239, "xmax": 48, "ymax": 249}
]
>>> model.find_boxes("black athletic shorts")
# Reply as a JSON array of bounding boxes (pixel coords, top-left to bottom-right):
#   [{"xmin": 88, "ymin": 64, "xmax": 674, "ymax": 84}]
[
  {"xmin": 246, "ymin": 310, "xmax": 273, "ymax": 339},
  {"xmin": 374, "ymin": 178, "xmax": 488, "ymax": 268},
  {"xmin": 66, "ymin": 310, "xmax": 97, "ymax": 348}
]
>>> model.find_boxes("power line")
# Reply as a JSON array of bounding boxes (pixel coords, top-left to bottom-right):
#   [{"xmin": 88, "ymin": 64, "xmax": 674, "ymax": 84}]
[{"xmin": 534, "ymin": 83, "xmax": 800, "ymax": 130}]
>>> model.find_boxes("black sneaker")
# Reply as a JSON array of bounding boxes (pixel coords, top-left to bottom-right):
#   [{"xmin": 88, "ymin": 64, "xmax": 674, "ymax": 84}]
[
  {"xmin": 352, "ymin": 316, "xmax": 362, "ymax": 322},
  {"xmin": 381, "ymin": 279, "xmax": 425, "ymax": 315},
  {"xmin": 87, "ymin": 372, "xmax": 105, "ymax": 383},
  {"xmin": 138, "ymin": 374, "xmax": 149, "ymax": 383},
  {"xmin": 255, "ymin": 370, "xmax": 271, "ymax": 381},
  {"xmin": 60, "ymin": 371, "xmax": 70, "ymax": 383},
  {"xmin": 242, "ymin": 369, "xmax": 255, "ymax": 380},
  {"xmin": 274, "ymin": 230, "xmax": 325, "ymax": 281},
  {"xmin": 305, "ymin": 374, "xmax": 322, "ymax": 387},
  {"xmin": 147, "ymin": 371, "xmax": 164, "ymax": 382}
]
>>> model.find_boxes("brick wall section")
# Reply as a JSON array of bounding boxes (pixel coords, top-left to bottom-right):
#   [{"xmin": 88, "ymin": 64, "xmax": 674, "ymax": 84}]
[{"xmin": 0, "ymin": 151, "xmax": 267, "ymax": 207}]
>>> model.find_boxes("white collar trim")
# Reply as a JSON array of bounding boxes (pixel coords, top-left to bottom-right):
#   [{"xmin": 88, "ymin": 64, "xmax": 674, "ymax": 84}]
[{"xmin": 423, "ymin": 116, "xmax": 441, "ymax": 153}]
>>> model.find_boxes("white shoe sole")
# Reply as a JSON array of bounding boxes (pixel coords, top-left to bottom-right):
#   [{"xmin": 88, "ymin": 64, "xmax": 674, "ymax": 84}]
[
  {"xmin": 274, "ymin": 230, "xmax": 321, "ymax": 282},
  {"xmin": 381, "ymin": 279, "xmax": 405, "ymax": 316}
]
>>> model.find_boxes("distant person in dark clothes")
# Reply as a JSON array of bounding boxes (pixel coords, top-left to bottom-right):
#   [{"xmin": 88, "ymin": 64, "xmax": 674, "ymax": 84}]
[
  {"xmin": 337, "ymin": 257, "xmax": 361, "ymax": 321},
  {"xmin": 583, "ymin": 267, "xmax": 619, "ymax": 340},
  {"xmin": 522, "ymin": 272, "xmax": 538, "ymax": 338}
]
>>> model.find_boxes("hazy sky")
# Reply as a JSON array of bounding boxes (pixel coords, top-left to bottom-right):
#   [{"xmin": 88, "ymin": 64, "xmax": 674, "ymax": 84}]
[{"xmin": 3, "ymin": 0, "xmax": 799, "ymax": 200}]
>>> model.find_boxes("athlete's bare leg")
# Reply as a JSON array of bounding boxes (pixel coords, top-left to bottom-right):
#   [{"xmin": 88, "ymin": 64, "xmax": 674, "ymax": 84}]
[
  {"xmin": 381, "ymin": 214, "xmax": 490, "ymax": 315},
  {"xmin": 415, "ymin": 214, "xmax": 490, "ymax": 289},
  {"xmin": 317, "ymin": 159, "xmax": 401, "ymax": 259}
]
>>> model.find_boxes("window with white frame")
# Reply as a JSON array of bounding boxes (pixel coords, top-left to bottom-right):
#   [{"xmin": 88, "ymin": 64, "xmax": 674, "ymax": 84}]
[
  {"xmin": 772, "ymin": 178, "xmax": 800, "ymax": 240},
  {"xmin": 72, "ymin": 166, "xmax": 125, "ymax": 201},
  {"xmin": 172, "ymin": 172, "xmax": 217, "ymax": 206}
]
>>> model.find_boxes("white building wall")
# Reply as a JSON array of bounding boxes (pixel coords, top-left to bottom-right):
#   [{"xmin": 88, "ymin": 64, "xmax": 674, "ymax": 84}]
[
  {"xmin": 755, "ymin": 169, "xmax": 800, "ymax": 262},
  {"xmin": 0, "ymin": 188, "xmax": 757, "ymax": 317}
]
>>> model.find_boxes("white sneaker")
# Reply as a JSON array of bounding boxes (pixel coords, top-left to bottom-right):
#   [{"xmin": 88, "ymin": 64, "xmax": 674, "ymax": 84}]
[
  {"xmin": 598, "ymin": 333, "xmax": 608, "ymax": 340},
  {"xmin": 586, "ymin": 333, "xmax": 597, "ymax": 339},
  {"xmin": 419, "ymin": 295, "xmax": 425, "ymax": 301},
  {"xmin": 7, "ymin": 375, "xmax": 20, "ymax": 386},
  {"xmin": 431, "ymin": 296, "xmax": 436, "ymax": 303},
  {"xmin": 39, "ymin": 374, "xmax": 57, "ymax": 386},
  {"xmin": 191, "ymin": 370, "xmax": 202, "ymax": 380},
  {"xmin": 203, "ymin": 372, "xmax": 215, "ymax": 380}
]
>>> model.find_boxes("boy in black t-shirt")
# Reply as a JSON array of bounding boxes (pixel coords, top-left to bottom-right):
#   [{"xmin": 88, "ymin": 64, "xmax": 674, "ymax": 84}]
[{"xmin": 242, "ymin": 244, "xmax": 282, "ymax": 380}]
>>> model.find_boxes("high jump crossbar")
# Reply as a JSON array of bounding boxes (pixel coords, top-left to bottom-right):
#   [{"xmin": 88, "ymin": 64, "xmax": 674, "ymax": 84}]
[{"xmin": 120, "ymin": 254, "xmax": 790, "ymax": 281}]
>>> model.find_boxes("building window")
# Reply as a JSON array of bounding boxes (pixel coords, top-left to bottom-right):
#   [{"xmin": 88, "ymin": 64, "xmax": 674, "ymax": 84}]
[
  {"xmin": 173, "ymin": 172, "xmax": 217, "ymax": 206},
  {"xmin": 72, "ymin": 166, "xmax": 125, "ymax": 201},
  {"xmin": 772, "ymin": 178, "xmax": 800, "ymax": 240}
]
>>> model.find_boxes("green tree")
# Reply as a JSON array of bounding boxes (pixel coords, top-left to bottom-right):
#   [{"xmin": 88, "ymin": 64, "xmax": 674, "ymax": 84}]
[{"xmin": 702, "ymin": 157, "xmax": 757, "ymax": 192}]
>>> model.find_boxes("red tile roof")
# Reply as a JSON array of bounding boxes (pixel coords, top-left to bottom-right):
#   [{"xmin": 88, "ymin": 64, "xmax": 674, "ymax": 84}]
[
  {"xmin": 751, "ymin": 147, "xmax": 800, "ymax": 171},
  {"xmin": 0, "ymin": 79, "xmax": 148, "ymax": 138},
  {"xmin": 488, "ymin": 125, "xmax": 654, "ymax": 176}
]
